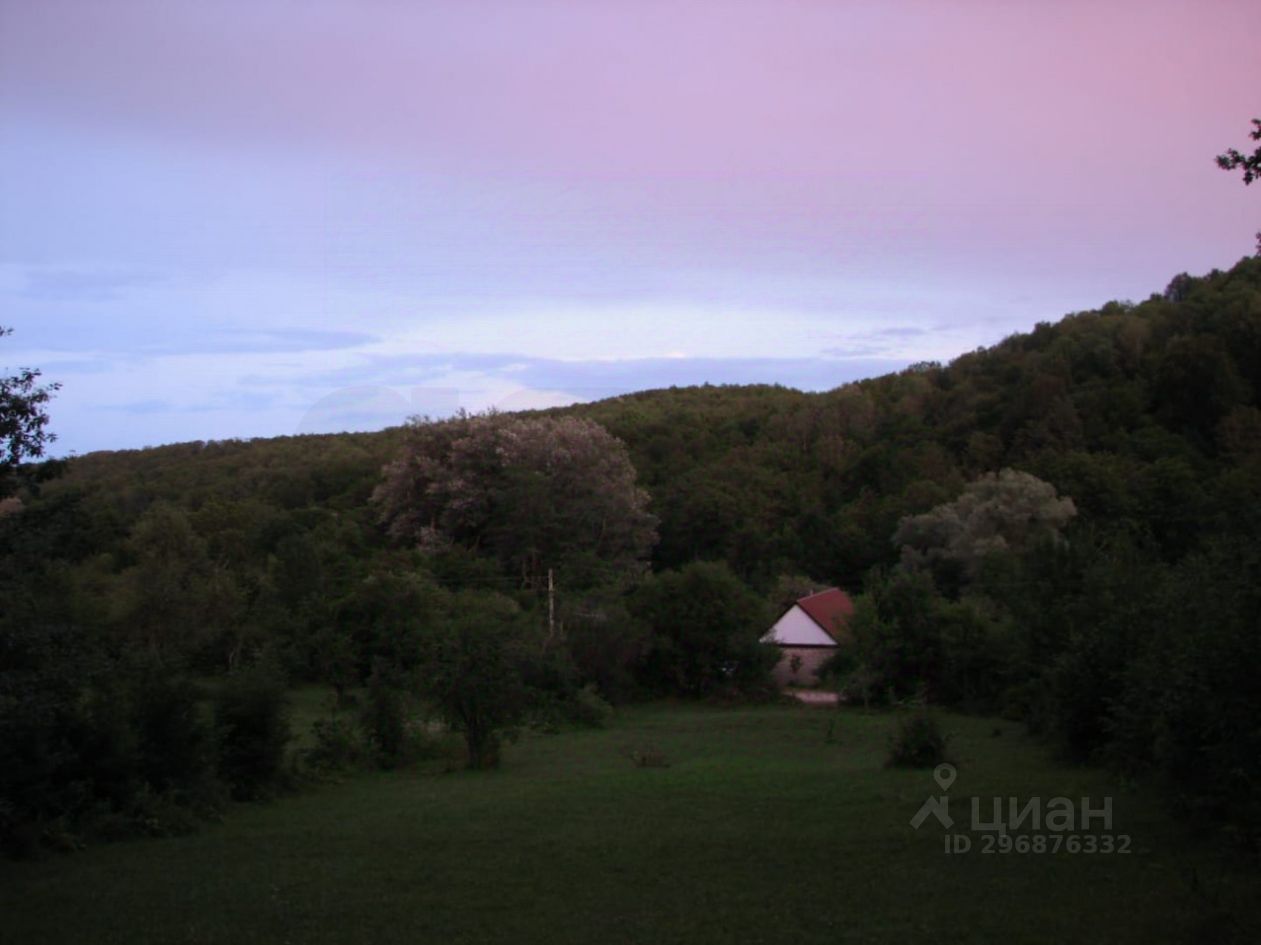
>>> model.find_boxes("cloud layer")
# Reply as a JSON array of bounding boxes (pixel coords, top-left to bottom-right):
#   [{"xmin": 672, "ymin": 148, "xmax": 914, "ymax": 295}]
[{"xmin": 2, "ymin": 1, "xmax": 1258, "ymax": 454}]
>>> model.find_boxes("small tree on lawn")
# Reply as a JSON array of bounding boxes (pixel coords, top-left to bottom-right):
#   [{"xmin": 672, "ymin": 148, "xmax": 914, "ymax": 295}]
[{"xmin": 416, "ymin": 591, "xmax": 533, "ymax": 769}]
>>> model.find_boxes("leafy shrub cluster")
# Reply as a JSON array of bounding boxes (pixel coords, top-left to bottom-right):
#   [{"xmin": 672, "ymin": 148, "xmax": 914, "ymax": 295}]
[
  {"xmin": 886, "ymin": 707, "xmax": 951, "ymax": 769},
  {"xmin": 844, "ymin": 523, "xmax": 1261, "ymax": 853},
  {"xmin": 212, "ymin": 662, "xmax": 292, "ymax": 800},
  {"xmin": 0, "ymin": 622, "xmax": 293, "ymax": 857},
  {"xmin": 304, "ymin": 715, "xmax": 369, "ymax": 772}
]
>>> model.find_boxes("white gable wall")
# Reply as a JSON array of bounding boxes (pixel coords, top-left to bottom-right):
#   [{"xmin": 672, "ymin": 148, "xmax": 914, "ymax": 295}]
[{"xmin": 760, "ymin": 604, "xmax": 835, "ymax": 647}]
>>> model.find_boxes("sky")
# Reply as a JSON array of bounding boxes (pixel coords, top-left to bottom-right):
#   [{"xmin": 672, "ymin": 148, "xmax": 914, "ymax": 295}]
[{"xmin": 1, "ymin": 0, "xmax": 1258, "ymax": 456}]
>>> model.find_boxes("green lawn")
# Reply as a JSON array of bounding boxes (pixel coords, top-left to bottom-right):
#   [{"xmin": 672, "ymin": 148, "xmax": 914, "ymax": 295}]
[{"xmin": 2, "ymin": 703, "xmax": 1257, "ymax": 944}]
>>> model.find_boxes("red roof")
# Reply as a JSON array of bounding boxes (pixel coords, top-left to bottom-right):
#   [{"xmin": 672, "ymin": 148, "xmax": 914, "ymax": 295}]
[{"xmin": 795, "ymin": 588, "xmax": 854, "ymax": 642}]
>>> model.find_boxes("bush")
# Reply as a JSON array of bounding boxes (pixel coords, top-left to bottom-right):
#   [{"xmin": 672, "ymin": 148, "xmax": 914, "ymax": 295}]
[
  {"xmin": 360, "ymin": 665, "xmax": 408, "ymax": 768},
  {"xmin": 0, "ymin": 622, "xmax": 128, "ymax": 856},
  {"xmin": 528, "ymin": 683, "xmax": 615, "ymax": 732},
  {"xmin": 629, "ymin": 562, "xmax": 773, "ymax": 696},
  {"xmin": 886, "ymin": 707, "xmax": 952, "ymax": 769},
  {"xmin": 838, "ymin": 663, "xmax": 882, "ymax": 708},
  {"xmin": 0, "ymin": 627, "xmax": 232, "ymax": 856},
  {"xmin": 213, "ymin": 662, "xmax": 291, "ymax": 800},
  {"xmin": 130, "ymin": 670, "xmax": 216, "ymax": 794},
  {"xmin": 304, "ymin": 715, "xmax": 369, "ymax": 772},
  {"xmin": 568, "ymin": 683, "xmax": 614, "ymax": 727}
]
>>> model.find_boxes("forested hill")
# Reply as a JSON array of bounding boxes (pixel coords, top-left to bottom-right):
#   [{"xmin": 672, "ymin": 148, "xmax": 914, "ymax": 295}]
[
  {"xmin": 41, "ymin": 253, "xmax": 1261, "ymax": 590},
  {"xmin": 8, "ymin": 255, "xmax": 1261, "ymax": 855},
  {"xmin": 579, "ymin": 255, "xmax": 1261, "ymax": 579}
]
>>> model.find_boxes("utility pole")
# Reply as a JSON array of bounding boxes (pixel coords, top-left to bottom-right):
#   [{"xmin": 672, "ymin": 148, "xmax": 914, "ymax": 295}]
[{"xmin": 547, "ymin": 567, "xmax": 555, "ymax": 649}]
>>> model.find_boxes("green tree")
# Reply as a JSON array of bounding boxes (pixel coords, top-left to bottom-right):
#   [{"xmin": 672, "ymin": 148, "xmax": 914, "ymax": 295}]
[
  {"xmin": 1217, "ymin": 117, "xmax": 1261, "ymax": 254},
  {"xmin": 843, "ymin": 568, "xmax": 943, "ymax": 702},
  {"xmin": 213, "ymin": 660, "xmax": 291, "ymax": 800},
  {"xmin": 893, "ymin": 469, "xmax": 1076, "ymax": 587},
  {"xmin": 1217, "ymin": 118, "xmax": 1261, "ymax": 185},
  {"xmin": 559, "ymin": 589, "xmax": 649, "ymax": 703},
  {"xmin": 1, "ymin": 326, "xmax": 60, "ymax": 492},
  {"xmin": 115, "ymin": 502, "xmax": 243, "ymax": 664},
  {"xmin": 630, "ymin": 561, "xmax": 774, "ymax": 696},
  {"xmin": 768, "ymin": 573, "xmax": 830, "ymax": 615},
  {"xmin": 334, "ymin": 564, "xmax": 448, "ymax": 675},
  {"xmin": 414, "ymin": 590, "xmax": 534, "ymax": 769},
  {"xmin": 373, "ymin": 412, "xmax": 657, "ymax": 591}
]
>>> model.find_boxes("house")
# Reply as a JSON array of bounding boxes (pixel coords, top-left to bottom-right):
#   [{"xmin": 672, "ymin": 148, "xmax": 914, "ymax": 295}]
[{"xmin": 761, "ymin": 587, "xmax": 854, "ymax": 687}]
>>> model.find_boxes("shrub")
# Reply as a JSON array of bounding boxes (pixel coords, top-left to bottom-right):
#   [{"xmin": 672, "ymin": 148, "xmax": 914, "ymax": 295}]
[
  {"xmin": 213, "ymin": 662, "xmax": 291, "ymax": 800},
  {"xmin": 304, "ymin": 715, "xmax": 369, "ymax": 772},
  {"xmin": 360, "ymin": 665, "xmax": 408, "ymax": 769},
  {"xmin": 120, "ymin": 784, "xmax": 218, "ymax": 839},
  {"xmin": 568, "ymin": 683, "xmax": 613, "ymax": 728},
  {"xmin": 886, "ymin": 707, "xmax": 951, "ymax": 769},
  {"xmin": 529, "ymin": 683, "xmax": 615, "ymax": 732},
  {"xmin": 0, "ymin": 623, "xmax": 130, "ymax": 856},
  {"xmin": 130, "ymin": 670, "xmax": 216, "ymax": 794},
  {"xmin": 839, "ymin": 663, "xmax": 882, "ymax": 708},
  {"xmin": 629, "ymin": 562, "xmax": 773, "ymax": 697}
]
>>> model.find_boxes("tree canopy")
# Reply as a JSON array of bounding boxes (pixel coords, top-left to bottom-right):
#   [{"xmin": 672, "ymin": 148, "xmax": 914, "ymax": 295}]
[
  {"xmin": 1, "ymin": 326, "xmax": 60, "ymax": 483},
  {"xmin": 372, "ymin": 412, "xmax": 657, "ymax": 590},
  {"xmin": 893, "ymin": 469, "xmax": 1076, "ymax": 580},
  {"xmin": 7, "ymin": 255, "xmax": 1261, "ymax": 848},
  {"xmin": 1217, "ymin": 117, "xmax": 1261, "ymax": 185}
]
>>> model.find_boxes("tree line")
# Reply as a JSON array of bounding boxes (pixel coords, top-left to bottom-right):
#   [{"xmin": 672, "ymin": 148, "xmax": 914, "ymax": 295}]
[{"xmin": 3, "ymin": 253, "xmax": 1261, "ymax": 856}]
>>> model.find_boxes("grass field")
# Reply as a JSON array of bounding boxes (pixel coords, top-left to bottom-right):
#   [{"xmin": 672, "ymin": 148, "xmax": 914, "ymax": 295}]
[{"xmin": 2, "ymin": 702, "xmax": 1257, "ymax": 944}]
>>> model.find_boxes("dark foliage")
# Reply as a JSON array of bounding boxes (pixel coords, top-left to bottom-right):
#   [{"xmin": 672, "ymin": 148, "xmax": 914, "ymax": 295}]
[
  {"xmin": 361, "ymin": 660, "xmax": 409, "ymax": 769},
  {"xmin": 1216, "ymin": 118, "xmax": 1261, "ymax": 186},
  {"xmin": 0, "ymin": 620, "xmax": 228, "ymax": 856},
  {"xmin": 303, "ymin": 714, "xmax": 368, "ymax": 773},
  {"xmin": 6, "ymin": 255, "xmax": 1261, "ymax": 848},
  {"xmin": 1, "ymin": 325, "xmax": 61, "ymax": 482},
  {"xmin": 414, "ymin": 591, "xmax": 535, "ymax": 770},
  {"xmin": 629, "ymin": 561, "xmax": 775, "ymax": 697},
  {"xmin": 213, "ymin": 662, "xmax": 292, "ymax": 800},
  {"xmin": 886, "ymin": 707, "xmax": 952, "ymax": 769},
  {"xmin": 129, "ymin": 667, "xmax": 216, "ymax": 794}
]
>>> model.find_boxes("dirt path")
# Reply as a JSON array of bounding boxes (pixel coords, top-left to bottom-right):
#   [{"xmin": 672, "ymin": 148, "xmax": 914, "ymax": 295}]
[{"xmin": 786, "ymin": 689, "xmax": 839, "ymax": 706}]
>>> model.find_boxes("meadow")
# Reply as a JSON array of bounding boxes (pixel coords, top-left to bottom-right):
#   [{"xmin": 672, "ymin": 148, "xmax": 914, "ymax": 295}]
[{"xmin": 1, "ymin": 702, "xmax": 1257, "ymax": 945}]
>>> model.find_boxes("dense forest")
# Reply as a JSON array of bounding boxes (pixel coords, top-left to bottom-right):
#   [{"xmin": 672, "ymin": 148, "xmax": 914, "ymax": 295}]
[{"xmin": 3, "ymin": 255, "xmax": 1260, "ymax": 855}]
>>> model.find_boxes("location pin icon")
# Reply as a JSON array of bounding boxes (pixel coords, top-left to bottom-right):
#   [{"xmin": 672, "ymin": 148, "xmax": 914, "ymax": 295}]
[{"xmin": 933, "ymin": 763, "xmax": 957, "ymax": 792}]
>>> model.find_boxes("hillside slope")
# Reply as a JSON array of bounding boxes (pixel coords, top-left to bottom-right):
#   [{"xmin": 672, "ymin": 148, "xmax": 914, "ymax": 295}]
[{"xmin": 36, "ymin": 254, "xmax": 1261, "ymax": 588}]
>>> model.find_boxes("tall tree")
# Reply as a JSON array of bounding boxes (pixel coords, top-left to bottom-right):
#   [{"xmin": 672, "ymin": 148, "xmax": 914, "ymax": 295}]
[
  {"xmin": 115, "ymin": 502, "xmax": 242, "ymax": 663},
  {"xmin": 893, "ymin": 469, "xmax": 1076, "ymax": 584},
  {"xmin": 373, "ymin": 412, "xmax": 657, "ymax": 590},
  {"xmin": 1, "ymin": 326, "xmax": 60, "ymax": 484},
  {"xmin": 630, "ymin": 561, "xmax": 773, "ymax": 695}
]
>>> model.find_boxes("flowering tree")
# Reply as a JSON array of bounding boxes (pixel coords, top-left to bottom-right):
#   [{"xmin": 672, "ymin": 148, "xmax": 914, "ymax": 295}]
[
  {"xmin": 373, "ymin": 412, "xmax": 657, "ymax": 589},
  {"xmin": 894, "ymin": 469, "xmax": 1076, "ymax": 579}
]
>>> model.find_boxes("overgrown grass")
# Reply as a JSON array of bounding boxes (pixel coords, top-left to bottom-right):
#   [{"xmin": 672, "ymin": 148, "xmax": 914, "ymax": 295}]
[{"xmin": 2, "ymin": 703, "xmax": 1257, "ymax": 944}]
